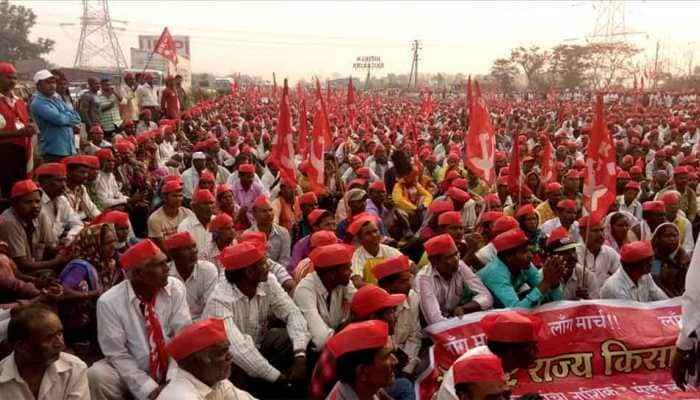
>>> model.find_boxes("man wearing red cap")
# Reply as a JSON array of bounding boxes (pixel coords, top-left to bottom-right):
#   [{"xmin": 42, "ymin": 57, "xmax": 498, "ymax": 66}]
[
  {"xmin": 416, "ymin": 234, "xmax": 492, "ymax": 324},
  {"xmin": 63, "ymin": 156, "xmax": 102, "ymax": 221},
  {"xmin": 229, "ymin": 163, "xmax": 267, "ymax": 226},
  {"xmin": 135, "ymin": 108, "xmax": 157, "ymax": 134},
  {"xmin": 177, "ymin": 189, "xmax": 215, "ymax": 253},
  {"xmin": 366, "ymin": 180, "xmax": 391, "ymax": 224},
  {"xmin": 437, "ymin": 354, "xmax": 509, "ymax": 400},
  {"xmin": 660, "ymin": 191, "xmax": 695, "ymax": 256},
  {"xmin": 164, "ymin": 231, "xmax": 218, "ymax": 321},
  {"xmin": 0, "ymin": 62, "xmax": 36, "ymax": 198},
  {"xmin": 147, "ymin": 179, "xmax": 195, "ymax": 250},
  {"xmin": 135, "ymin": 72, "xmax": 160, "ymax": 120},
  {"xmin": 618, "ymin": 181, "xmax": 643, "ymax": 222},
  {"xmin": 293, "ymin": 243, "xmax": 356, "ymax": 350},
  {"xmin": 0, "ymin": 179, "xmax": 67, "ymax": 273},
  {"xmin": 478, "ymin": 228, "xmax": 564, "ymax": 308},
  {"xmin": 667, "ymin": 166, "xmax": 697, "ymax": 222},
  {"xmin": 182, "ymin": 152, "xmax": 210, "ymax": 202},
  {"xmin": 271, "ymin": 177, "xmax": 300, "ymax": 231},
  {"xmin": 158, "ymin": 318, "xmax": 254, "ymax": 399},
  {"xmin": 35, "ymin": 162, "xmax": 83, "ymax": 245},
  {"xmin": 325, "ymin": 320, "xmax": 397, "ymax": 400},
  {"xmin": 93, "ymin": 148, "xmax": 131, "ymax": 210},
  {"xmin": 536, "ymin": 182, "xmax": 563, "ymax": 225},
  {"xmin": 540, "ymin": 199, "xmax": 581, "ymax": 242},
  {"xmin": 202, "ymin": 241, "xmax": 310, "ymax": 394},
  {"xmin": 290, "ymin": 191, "xmax": 319, "ymax": 246},
  {"xmin": 600, "ymin": 241, "xmax": 668, "ymax": 301},
  {"xmin": 369, "ymin": 144, "xmax": 390, "ymax": 181},
  {"xmin": 546, "ymin": 227, "xmax": 598, "ymax": 300},
  {"xmin": 246, "ymin": 194, "xmax": 292, "ymax": 268},
  {"xmin": 631, "ymin": 200, "xmax": 668, "ymax": 242},
  {"xmin": 160, "ymin": 75, "xmax": 180, "ymax": 120},
  {"xmin": 576, "ymin": 215, "xmax": 622, "ymax": 294},
  {"xmin": 474, "ymin": 216, "xmax": 519, "ymax": 268},
  {"xmin": 349, "ymin": 214, "xmax": 402, "ymax": 286},
  {"xmin": 289, "ymin": 208, "xmax": 336, "ymax": 273},
  {"xmin": 201, "ymin": 212, "xmax": 235, "ymax": 270},
  {"xmin": 88, "ymin": 239, "xmax": 192, "ymax": 400}
]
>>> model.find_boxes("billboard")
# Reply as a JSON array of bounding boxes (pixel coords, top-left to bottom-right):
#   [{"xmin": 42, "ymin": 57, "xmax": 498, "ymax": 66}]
[
  {"xmin": 130, "ymin": 48, "xmax": 191, "ymax": 89},
  {"xmin": 138, "ymin": 35, "xmax": 191, "ymax": 58}
]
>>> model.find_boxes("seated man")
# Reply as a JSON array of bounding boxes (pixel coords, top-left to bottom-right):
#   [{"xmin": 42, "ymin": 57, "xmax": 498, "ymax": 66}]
[
  {"xmin": 158, "ymin": 318, "xmax": 254, "ymax": 399},
  {"xmin": 87, "ymin": 240, "xmax": 192, "ymax": 400},
  {"xmin": 293, "ymin": 243, "xmax": 356, "ymax": 350},
  {"xmin": 147, "ymin": 179, "xmax": 194, "ymax": 250},
  {"xmin": 434, "ymin": 311, "xmax": 540, "ymax": 400},
  {"xmin": 540, "ymin": 199, "xmax": 580, "ymax": 242},
  {"xmin": 293, "ymin": 230, "xmax": 339, "ymax": 282},
  {"xmin": 600, "ymin": 241, "xmax": 668, "ymax": 301},
  {"xmin": 416, "ymin": 234, "xmax": 493, "ymax": 325},
  {"xmin": 177, "ymin": 189, "xmax": 214, "ymax": 253},
  {"xmin": 373, "ymin": 256, "xmax": 422, "ymax": 376},
  {"xmin": 546, "ymin": 227, "xmax": 598, "ymax": 300},
  {"xmin": 577, "ymin": 215, "xmax": 622, "ymax": 293},
  {"xmin": 452, "ymin": 354, "xmax": 509, "ymax": 400},
  {"xmin": 290, "ymin": 191, "xmax": 319, "ymax": 246},
  {"xmin": 0, "ymin": 180, "xmax": 65, "ymax": 274},
  {"xmin": 289, "ymin": 208, "xmax": 335, "ymax": 273},
  {"xmin": 237, "ymin": 231, "xmax": 296, "ymax": 293},
  {"xmin": 246, "ymin": 194, "xmax": 291, "ymax": 268},
  {"xmin": 478, "ymin": 228, "xmax": 564, "ymax": 308},
  {"xmin": 474, "ymin": 216, "xmax": 519, "ymax": 268},
  {"xmin": 35, "ymin": 162, "xmax": 83, "ymax": 246},
  {"xmin": 325, "ymin": 320, "xmax": 397, "ymax": 400},
  {"xmin": 63, "ymin": 155, "xmax": 102, "ymax": 221},
  {"xmin": 93, "ymin": 148, "xmax": 129, "ymax": 210},
  {"xmin": 349, "ymin": 213, "xmax": 402, "ymax": 287},
  {"xmin": 164, "ymin": 231, "xmax": 218, "ymax": 321},
  {"xmin": 202, "ymin": 241, "xmax": 310, "ymax": 394},
  {"xmin": 0, "ymin": 304, "xmax": 89, "ymax": 399},
  {"xmin": 200, "ymin": 212, "xmax": 235, "ymax": 271}
]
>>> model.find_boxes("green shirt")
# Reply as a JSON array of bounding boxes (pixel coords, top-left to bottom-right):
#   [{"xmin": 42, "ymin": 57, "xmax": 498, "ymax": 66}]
[{"xmin": 477, "ymin": 256, "xmax": 562, "ymax": 309}]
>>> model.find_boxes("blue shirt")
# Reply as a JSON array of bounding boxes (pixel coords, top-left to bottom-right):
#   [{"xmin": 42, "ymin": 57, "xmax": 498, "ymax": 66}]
[
  {"xmin": 30, "ymin": 92, "xmax": 81, "ymax": 156},
  {"xmin": 477, "ymin": 256, "xmax": 562, "ymax": 309}
]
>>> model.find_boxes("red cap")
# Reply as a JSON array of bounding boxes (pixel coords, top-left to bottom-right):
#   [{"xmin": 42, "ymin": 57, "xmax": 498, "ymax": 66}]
[
  {"xmin": 617, "ymin": 170, "xmax": 631, "ymax": 179},
  {"xmin": 93, "ymin": 210, "xmax": 130, "ymax": 228},
  {"xmin": 63, "ymin": 155, "xmax": 97, "ymax": 168},
  {"xmin": 452, "ymin": 178, "xmax": 468, "ymax": 191},
  {"xmin": 479, "ymin": 311, "xmax": 541, "ymax": 342},
  {"xmin": 515, "ymin": 204, "xmax": 536, "ymax": 218},
  {"xmin": 349, "ymin": 178, "xmax": 366, "ymax": 188},
  {"xmin": 642, "ymin": 200, "xmax": 666, "ymax": 213},
  {"xmin": 424, "ymin": 233, "xmax": 457, "ymax": 257},
  {"xmin": 492, "ymin": 228, "xmax": 529, "ymax": 252},
  {"xmin": 372, "ymin": 255, "xmax": 410, "ymax": 280},
  {"xmin": 556, "ymin": 199, "xmax": 577, "ymax": 210},
  {"xmin": 34, "ymin": 162, "xmax": 66, "ymax": 178},
  {"xmin": 356, "ymin": 166, "xmax": 370, "ymax": 178},
  {"xmin": 199, "ymin": 171, "xmax": 215, "ymax": 183},
  {"xmin": 253, "ymin": 194, "xmax": 271, "ymax": 208},
  {"xmin": 299, "ymin": 192, "xmax": 318, "ymax": 206},
  {"xmin": 0, "ymin": 62, "xmax": 17, "ymax": 75},
  {"xmin": 310, "ymin": 231, "xmax": 338, "ymax": 248},
  {"xmin": 674, "ymin": 166, "xmax": 689, "ymax": 175},
  {"xmin": 350, "ymin": 155, "xmax": 362, "ymax": 164},
  {"xmin": 219, "ymin": 242, "xmax": 266, "ymax": 270},
  {"xmin": 10, "ymin": 179, "xmax": 39, "ymax": 199},
  {"xmin": 346, "ymin": 212, "xmax": 378, "ymax": 236},
  {"xmin": 209, "ymin": 213, "xmax": 233, "ymax": 232},
  {"xmin": 578, "ymin": 214, "xmax": 603, "ymax": 229},
  {"xmin": 481, "ymin": 211, "xmax": 504, "ymax": 223},
  {"xmin": 120, "ymin": 239, "xmax": 162, "ymax": 271},
  {"xmin": 447, "ymin": 187, "xmax": 470, "ymax": 203},
  {"xmin": 89, "ymin": 125, "xmax": 104, "ymax": 135},
  {"xmin": 630, "ymin": 166, "xmax": 642, "ymax": 174},
  {"xmin": 428, "ymin": 199, "xmax": 454, "ymax": 214},
  {"xmin": 438, "ymin": 211, "xmax": 463, "ymax": 226},
  {"xmin": 164, "ymin": 231, "xmax": 195, "ymax": 251},
  {"xmin": 165, "ymin": 318, "xmax": 227, "ymax": 361},
  {"xmin": 453, "ymin": 354, "xmax": 506, "ymax": 385},
  {"xmin": 96, "ymin": 148, "xmax": 114, "ymax": 161},
  {"xmin": 624, "ymin": 181, "xmax": 640, "ymax": 191},
  {"xmin": 546, "ymin": 226, "xmax": 573, "ymax": 248},
  {"xmin": 161, "ymin": 181, "xmax": 183, "ymax": 194},
  {"xmin": 308, "ymin": 209, "xmax": 331, "ymax": 226},
  {"xmin": 114, "ymin": 140, "xmax": 134, "ymax": 153},
  {"xmin": 215, "ymin": 184, "xmax": 232, "ymax": 197},
  {"xmin": 545, "ymin": 182, "xmax": 562, "ymax": 193},
  {"xmin": 309, "ymin": 243, "xmax": 354, "ymax": 268},
  {"xmin": 351, "ymin": 284, "xmax": 406, "ymax": 319},
  {"xmin": 620, "ymin": 240, "xmax": 654, "ymax": 263},
  {"xmin": 369, "ymin": 181, "xmax": 386, "ymax": 191},
  {"xmin": 447, "ymin": 152, "xmax": 460, "ymax": 162},
  {"xmin": 484, "ymin": 193, "xmax": 502, "ymax": 207},
  {"xmin": 497, "ymin": 175, "xmax": 509, "ymax": 186},
  {"xmin": 492, "ymin": 216, "xmax": 519, "ymax": 235},
  {"xmin": 443, "ymin": 170, "xmax": 460, "ymax": 183},
  {"xmin": 325, "ymin": 320, "xmax": 390, "ymax": 358},
  {"xmin": 660, "ymin": 191, "xmax": 680, "ymax": 204},
  {"xmin": 191, "ymin": 189, "xmax": 215, "ymax": 204},
  {"xmin": 238, "ymin": 163, "xmax": 255, "ymax": 173}
]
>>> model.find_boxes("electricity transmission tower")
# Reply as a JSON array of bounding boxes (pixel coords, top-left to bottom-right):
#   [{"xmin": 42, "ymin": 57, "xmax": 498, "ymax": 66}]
[
  {"xmin": 407, "ymin": 40, "xmax": 421, "ymax": 90},
  {"xmin": 67, "ymin": 0, "xmax": 128, "ymax": 71}
]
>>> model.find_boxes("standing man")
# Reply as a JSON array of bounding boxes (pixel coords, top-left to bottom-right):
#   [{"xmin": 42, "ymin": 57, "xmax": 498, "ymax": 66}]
[
  {"xmin": 136, "ymin": 73, "xmax": 160, "ymax": 120},
  {"xmin": 119, "ymin": 72, "xmax": 139, "ymax": 123},
  {"xmin": 96, "ymin": 78, "xmax": 122, "ymax": 139},
  {"xmin": 29, "ymin": 70, "xmax": 81, "ymax": 162},
  {"xmin": 160, "ymin": 76, "xmax": 180, "ymax": 120},
  {"xmin": 78, "ymin": 77, "xmax": 101, "ymax": 130},
  {"xmin": 0, "ymin": 62, "xmax": 35, "ymax": 198},
  {"xmin": 174, "ymin": 74, "xmax": 189, "ymax": 111}
]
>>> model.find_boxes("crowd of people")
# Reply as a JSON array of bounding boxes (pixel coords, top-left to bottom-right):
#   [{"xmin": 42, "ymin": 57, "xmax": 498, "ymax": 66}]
[{"xmin": 0, "ymin": 60, "xmax": 700, "ymax": 400}]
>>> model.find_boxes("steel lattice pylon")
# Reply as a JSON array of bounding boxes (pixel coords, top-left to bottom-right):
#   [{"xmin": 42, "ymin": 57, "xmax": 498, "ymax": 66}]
[{"xmin": 73, "ymin": 0, "xmax": 128, "ymax": 71}]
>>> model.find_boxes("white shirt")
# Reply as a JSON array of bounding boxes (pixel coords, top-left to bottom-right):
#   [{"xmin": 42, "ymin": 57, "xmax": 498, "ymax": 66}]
[
  {"xmin": 168, "ymin": 260, "xmax": 219, "ymax": 321},
  {"xmin": 158, "ymin": 141, "xmax": 176, "ymax": 167},
  {"xmin": 575, "ymin": 244, "xmax": 621, "ymax": 295},
  {"xmin": 392, "ymin": 289, "xmax": 422, "ymax": 374},
  {"xmin": 94, "ymin": 170, "xmax": 129, "ymax": 208},
  {"xmin": 561, "ymin": 264, "xmax": 599, "ymax": 300},
  {"xmin": 475, "ymin": 243, "xmax": 496, "ymax": 266},
  {"xmin": 351, "ymin": 244, "xmax": 402, "ymax": 282},
  {"xmin": 96, "ymin": 278, "xmax": 192, "ymax": 400},
  {"xmin": 617, "ymin": 197, "xmax": 643, "ymax": 223},
  {"xmin": 181, "ymin": 167, "xmax": 202, "ymax": 200},
  {"xmin": 40, "ymin": 191, "xmax": 83, "ymax": 246},
  {"xmin": 599, "ymin": 268, "xmax": 669, "ymax": 302},
  {"xmin": 246, "ymin": 224, "xmax": 291, "ymax": 268},
  {"xmin": 541, "ymin": 219, "xmax": 581, "ymax": 242},
  {"xmin": 178, "ymin": 215, "xmax": 213, "ymax": 254},
  {"xmin": 64, "ymin": 184, "xmax": 101, "ymax": 221},
  {"xmin": 202, "ymin": 275, "xmax": 310, "ymax": 382},
  {"xmin": 293, "ymin": 271, "xmax": 356, "ymax": 350},
  {"xmin": 156, "ymin": 369, "xmax": 255, "ymax": 400},
  {"xmin": 119, "ymin": 84, "xmax": 139, "ymax": 122},
  {"xmin": 135, "ymin": 83, "xmax": 159, "ymax": 108},
  {"xmin": 0, "ymin": 352, "xmax": 89, "ymax": 400}
]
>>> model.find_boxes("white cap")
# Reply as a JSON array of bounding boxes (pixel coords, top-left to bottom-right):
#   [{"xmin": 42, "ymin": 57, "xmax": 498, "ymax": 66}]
[
  {"xmin": 192, "ymin": 152, "xmax": 206, "ymax": 160},
  {"xmin": 33, "ymin": 69, "xmax": 54, "ymax": 83}
]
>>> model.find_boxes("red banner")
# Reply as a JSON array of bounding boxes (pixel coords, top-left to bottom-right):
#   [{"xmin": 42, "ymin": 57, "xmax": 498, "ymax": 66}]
[{"xmin": 417, "ymin": 299, "xmax": 699, "ymax": 399}]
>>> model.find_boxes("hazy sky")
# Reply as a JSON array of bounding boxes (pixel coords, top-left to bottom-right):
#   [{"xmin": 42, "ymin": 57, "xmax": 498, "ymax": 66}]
[{"xmin": 23, "ymin": 1, "xmax": 700, "ymax": 81}]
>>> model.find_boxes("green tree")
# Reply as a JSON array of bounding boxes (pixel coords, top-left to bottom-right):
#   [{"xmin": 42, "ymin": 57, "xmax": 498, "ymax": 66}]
[
  {"xmin": 489, "ymin": 58, "xmax": 518, "ymax": 93},
  {"xmin": 548, "ymin": 44, "xmax": 591, "ymax": 89},
  {"xmin": 510, "ymin": 46, "xmax": 546, "ymax": 89},
  {"xmin": 0, "ymin": 0, "xmax": 54, "ymax": 62}
]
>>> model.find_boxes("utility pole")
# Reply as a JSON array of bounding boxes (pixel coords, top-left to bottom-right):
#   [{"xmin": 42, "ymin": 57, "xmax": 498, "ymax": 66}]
[
  {"xmin": 66, "ymin": 0, "xmax": 128, "ymax": 71},
  {"xmin": 407, "ymin": 39, "xmax": 422, "ymax": 90},
  {"xmin": 653, "ymin": 40, "xmax": 660, "ymax": 90}
]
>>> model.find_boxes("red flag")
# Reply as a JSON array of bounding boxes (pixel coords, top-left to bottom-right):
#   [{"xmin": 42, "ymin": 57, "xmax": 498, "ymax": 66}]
[
  {"xmin": 421, "ymin": 91, "xmax": 433, "ymax": 117},
  {"xmin": 347, "ymin": 77, "xmax": 356, "ymax": 127},
  {"xmin": 583, "ymin": 94, "xmax": 616, "ymax": 221},
  {"xmin": 316, "ymin": 79, "xmax": 332, "ymax": 147},
  {"xmin": 508, "ymin": 123, "xmax": 521, "ymax": 194},
  {"xmin": 153, "ymin": 27, "xmax": 178, "ymax": 65},
  {"xmin": 464, "ymin": 80, "xmax": 496, "ymax": 187},
  {"xmin": 298, "ymin": 96, "xmax": 309, "ymax": 156},
  {"xmin": 541, "ymin": 133, "xmax": 556, "ymax": 183},
  {"xmin": 308, "ymin": 80, "xmax": 330, "ymax": 193},
  {"xmin": 268, "ymin": 79, "xmax": 296, "ymax": 186}
]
